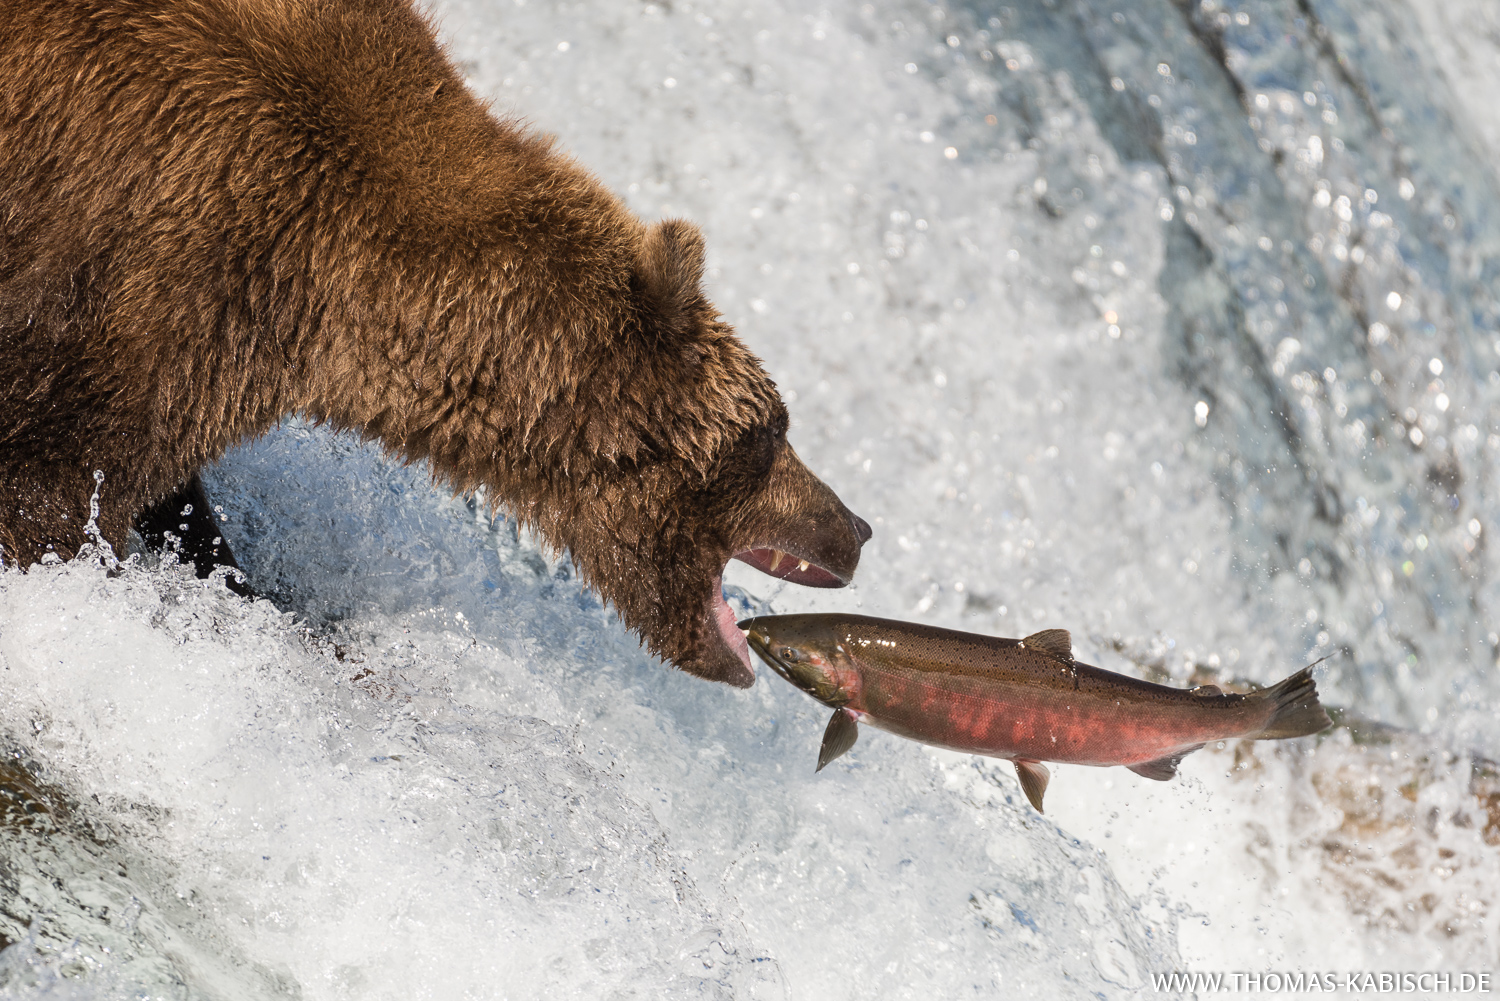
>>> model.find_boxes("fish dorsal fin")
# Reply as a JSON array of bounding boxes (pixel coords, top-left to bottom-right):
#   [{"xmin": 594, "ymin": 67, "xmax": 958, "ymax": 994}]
[
  {"xmin": 1192, "ymin": 684, "xmax": 1222, "ymax": 697},
  {"xmin": 1126, "ymin": 744, "xmax": 1205, "ymax": 781},
  {"xmin": 817, "ymin": 709, "xmax": 859, "ymax": 772},
  {"xmin": 1021, "ymin": 628, "xmax": 1074, "ymax": 665},
  {"xmin": 1013, "ymin": 759, "xmax": 1050, "ymax": 813}
]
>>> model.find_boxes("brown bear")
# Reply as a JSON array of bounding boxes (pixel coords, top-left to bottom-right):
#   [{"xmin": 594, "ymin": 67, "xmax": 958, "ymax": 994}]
[{"xmin": 0, "ymin": 0, "xmax": 870, "ymax": 687}]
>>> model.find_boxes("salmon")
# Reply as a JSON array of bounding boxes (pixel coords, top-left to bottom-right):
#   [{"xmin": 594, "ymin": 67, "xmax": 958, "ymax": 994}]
[{"xmin": 740, "ymin": 613, "xmax": 1331, "ymax": 812}]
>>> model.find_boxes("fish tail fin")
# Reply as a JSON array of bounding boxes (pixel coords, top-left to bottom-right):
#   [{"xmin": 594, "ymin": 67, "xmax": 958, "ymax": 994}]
[{"xmin": 1246, "ymin": 666, "xmax": 1332, "ymax": 739}]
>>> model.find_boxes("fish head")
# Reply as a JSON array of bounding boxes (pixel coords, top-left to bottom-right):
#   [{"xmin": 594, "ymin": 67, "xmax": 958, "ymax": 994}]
[{"xmin": 739, "ymin": 614, "xmax": 858, "ymax": 706}]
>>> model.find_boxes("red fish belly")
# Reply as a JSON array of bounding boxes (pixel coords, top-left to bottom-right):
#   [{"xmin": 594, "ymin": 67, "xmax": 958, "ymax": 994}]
[{"xmin": 856, "ymin": 680, "xmax": 1236, "ymax": 767}]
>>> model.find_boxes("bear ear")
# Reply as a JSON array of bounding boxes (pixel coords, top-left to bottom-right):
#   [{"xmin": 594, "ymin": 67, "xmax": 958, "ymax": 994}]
[{"xmin": 638, "ymin": 219, "xmax": 707, "ymax": 332}]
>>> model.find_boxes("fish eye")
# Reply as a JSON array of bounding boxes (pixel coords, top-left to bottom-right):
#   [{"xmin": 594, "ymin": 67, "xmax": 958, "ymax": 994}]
[{"xmin": 779, "ymin": 646, "xmax": 800, "ymax": 662}]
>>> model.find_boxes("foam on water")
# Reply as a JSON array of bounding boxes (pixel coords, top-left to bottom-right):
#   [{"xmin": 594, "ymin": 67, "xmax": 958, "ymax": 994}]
[
  {"xmin": 4, "ymin": 0, "xmax": 1500, "ymax": 996},
  {"xmin": 0, "ymin": 452, "xmax": 1178, "ymax": 1000}
]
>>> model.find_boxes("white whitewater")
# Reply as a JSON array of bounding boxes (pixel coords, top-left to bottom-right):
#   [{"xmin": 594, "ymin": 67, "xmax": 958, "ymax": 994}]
[{"xmin": 3, "ymin": 0, "xmax": 1499, "ymax": 997}]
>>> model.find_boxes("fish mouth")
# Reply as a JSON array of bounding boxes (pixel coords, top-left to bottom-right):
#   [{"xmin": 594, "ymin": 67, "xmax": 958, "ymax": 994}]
[{"xmin": 739, "ymin": 623, "xmax": 795, "ymax": 684}]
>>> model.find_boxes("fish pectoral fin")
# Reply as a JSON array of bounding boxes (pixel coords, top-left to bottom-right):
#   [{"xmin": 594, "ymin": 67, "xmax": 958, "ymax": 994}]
[
  {"xmin": 1020, "ymin": 628, "xmax": 1074, "ymax": 665},
  {"xmin": 1013, "ymin": 759, "xmax": 1050, "ymax": 813},
  {"xmin": 1126, "ymin": 744, "xmax": 1205, "ymax": 781},
  {"xmin": 817, "ymin": 709, "xmax": 859, "ymax": 773}
]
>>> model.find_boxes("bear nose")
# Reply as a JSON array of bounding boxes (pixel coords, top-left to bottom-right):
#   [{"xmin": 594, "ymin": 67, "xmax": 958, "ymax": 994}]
[{"xmin": 852, "ymin": 513, "xmax": 873, "ymax": 544}]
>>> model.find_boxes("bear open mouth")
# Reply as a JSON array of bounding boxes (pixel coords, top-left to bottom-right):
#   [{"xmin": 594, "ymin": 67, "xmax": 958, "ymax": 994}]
[
  {"xmin": 731, "ymin": 547, "xmax": 846, "ymax": 588},
  {"xmin": 709, "ymin": 545, "xmax": 850, "ymax": 678}
]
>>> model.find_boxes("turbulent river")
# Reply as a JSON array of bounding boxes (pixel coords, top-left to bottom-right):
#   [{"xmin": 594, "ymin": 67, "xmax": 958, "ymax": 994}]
[{"xmin": 4, "ymin": 0, "xmax": 1500, "ymax": 997}]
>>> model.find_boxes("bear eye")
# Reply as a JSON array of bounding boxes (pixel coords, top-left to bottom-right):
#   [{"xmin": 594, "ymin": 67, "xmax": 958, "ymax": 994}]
[{"xmin": 726, "ymin": 422, "xmax": 781, "ymax": 483}]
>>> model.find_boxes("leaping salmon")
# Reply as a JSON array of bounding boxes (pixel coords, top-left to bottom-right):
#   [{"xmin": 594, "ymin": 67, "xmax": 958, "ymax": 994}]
[{"xmin": 740, "ymin": 613, "xmax": 1331, "ymax": 813}]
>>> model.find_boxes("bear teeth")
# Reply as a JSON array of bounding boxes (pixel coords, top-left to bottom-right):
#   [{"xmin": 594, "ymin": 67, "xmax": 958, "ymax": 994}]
[
  {"xmin": 797, "ymin": 559, "xmax": 809, "ymax": 572},
  {"xmin": 768, "ymin": 549, "xmax": 787, "ymax": 572}
]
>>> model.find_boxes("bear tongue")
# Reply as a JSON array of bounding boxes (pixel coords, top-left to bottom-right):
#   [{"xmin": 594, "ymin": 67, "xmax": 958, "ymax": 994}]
[{"xmin": 711, "ymin": 576, "xmax": 753, "ymax": 675}]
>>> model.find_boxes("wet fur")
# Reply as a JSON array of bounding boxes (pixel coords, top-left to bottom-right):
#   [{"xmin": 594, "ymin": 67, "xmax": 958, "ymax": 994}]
[{"xmin": 0, "ymin": 0, "xmax": 853, "ymax": 684}]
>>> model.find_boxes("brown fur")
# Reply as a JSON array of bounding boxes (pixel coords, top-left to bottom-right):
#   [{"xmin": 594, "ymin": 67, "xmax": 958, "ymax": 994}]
[{"xmin": 0, "ymin": 0, "xmax": 867, "ymax": 686}]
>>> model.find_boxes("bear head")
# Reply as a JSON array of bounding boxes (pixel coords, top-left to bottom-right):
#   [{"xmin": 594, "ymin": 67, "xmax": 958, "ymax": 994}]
[{"xmin": 516, "ymin": 219, "xmax": 871, "ymax": 687}]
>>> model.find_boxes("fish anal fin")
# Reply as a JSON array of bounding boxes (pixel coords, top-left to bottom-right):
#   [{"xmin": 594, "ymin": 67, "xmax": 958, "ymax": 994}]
[
  {"xmin": 1126, "ymin": 744, "xmax": 1205, "ymax": 781},
  {"xmin": 817, "ymin": 709, "xmax": 859, "ymax": 772},
  {"xmin": 1021, "ymin": 628, "xmax": 1074, "ymax": 665},
  {"xmin": 1013, "ymin": 759, "xmax": 1050, "ymax": 813}
]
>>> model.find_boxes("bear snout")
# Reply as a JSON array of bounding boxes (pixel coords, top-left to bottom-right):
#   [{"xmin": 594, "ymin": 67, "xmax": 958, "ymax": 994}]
[{"xmin": 728, "ymin": 446, "xmax": 870, "ymax": 589}]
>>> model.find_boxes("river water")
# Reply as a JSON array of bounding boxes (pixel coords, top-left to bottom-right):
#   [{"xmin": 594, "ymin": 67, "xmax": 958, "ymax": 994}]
[{"xmin": 3, "ymin": 0, "xmax": 1498, "ymax": 996}]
